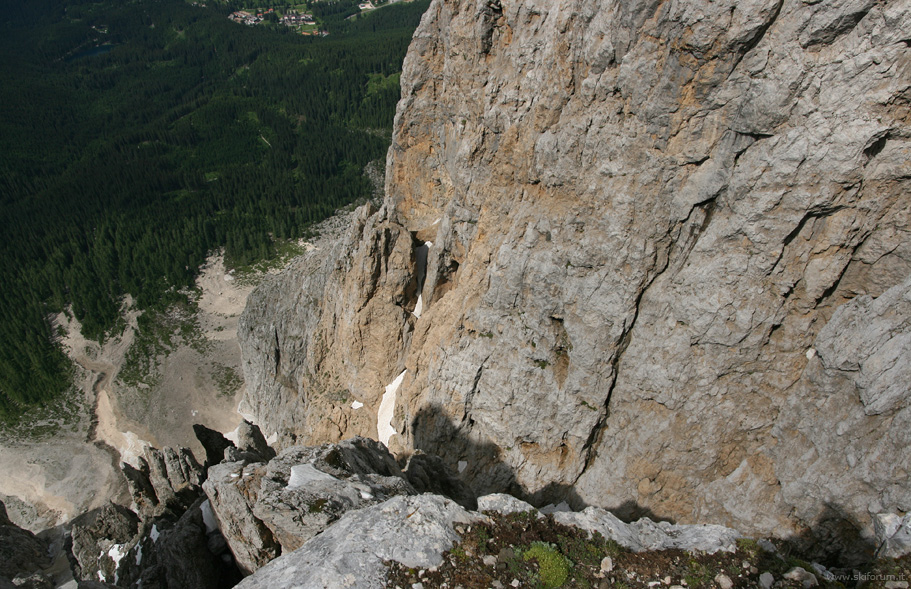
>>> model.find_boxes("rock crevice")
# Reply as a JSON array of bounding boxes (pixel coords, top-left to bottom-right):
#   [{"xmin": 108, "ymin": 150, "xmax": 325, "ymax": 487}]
[{"xmin": 238, "ymin": 0, "xmax": 911, "ymax": 561}]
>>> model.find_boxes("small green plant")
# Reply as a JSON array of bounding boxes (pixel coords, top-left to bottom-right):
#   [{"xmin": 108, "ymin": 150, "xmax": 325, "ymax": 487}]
[
  {"xmin": 736, "ymin": 538, "xmax": 761, "ymax": 557},
  {"xmin": 308, "ymin": 498, "xmax": 328, "ymax": 513},
  {"xmin": 523, "ymin": 541, "xmax": 570, "ymax": 588},
  {"xmin": 534, "ymin": 359, "xmax": 550, "ymax": 369},
  {"xmin": 685, "ymin": 559, "xmax": 714, "ymax": 589},
  {"xmin": 450, "ymin": 544, "xmax": 469, "ymax": 562},
  {"xmin": 556, "ymin": 533, "xmax": 600, "ymax": 568}
]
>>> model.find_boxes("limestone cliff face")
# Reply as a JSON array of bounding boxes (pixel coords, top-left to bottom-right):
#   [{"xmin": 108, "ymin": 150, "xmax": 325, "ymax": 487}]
[{"xmin": 239, "ymin": 0, "xmax": 911, "ymax": 556}]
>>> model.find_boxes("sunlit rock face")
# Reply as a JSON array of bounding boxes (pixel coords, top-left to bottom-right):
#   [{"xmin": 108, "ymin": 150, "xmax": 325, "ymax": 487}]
[{"xmin": 239, "ymin": 0, "xmax": 911, "ymax": 560}]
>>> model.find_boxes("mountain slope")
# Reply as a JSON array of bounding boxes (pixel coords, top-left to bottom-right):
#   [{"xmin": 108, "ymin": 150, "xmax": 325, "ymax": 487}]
[{"xmin": 239, "ymin": 0, "xmax": 911, "ymax": 559}]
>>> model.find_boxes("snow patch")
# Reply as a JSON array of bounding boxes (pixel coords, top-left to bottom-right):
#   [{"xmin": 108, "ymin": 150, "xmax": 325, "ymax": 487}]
[
  {"xmin": 377, "ymin": 370, "xmax": 406, "ymax": 446},
  {"xmin": 351, "ymin": 400, "xmax": 364, "ymax": 409},
  {"xmin": 266, "ymin": 432, "xmax": 278, "ymax": 445},
  {"xmin": 458, "ymin": 460, "xmax": 468, "ymax": 473},
  {"xmin": 806, "ymin": 348, "xmax": 817, "ymax": 359},
  {"xmin": 200, "ymin": 499, "xmax": 219, "ymax": 534},
  {"xmin": 413, "ymin": 294, "xmax": 424, "ymax": 319},
  {"xmin": 224, "ymin": 424, "xmax": 241, "ymax": 445},
  {"xmin": 432, "ymin": 218, "xmax": 441, "ymax": 225},
  {"xmin": 150, "ymin": 524, "xmax": 160, "ymax": 543},
  {"xmin": 288, "ymin": 463, "xmax": 339, "ymax": 489},
  {"xmin": 135, "ymin": 543, "xmax": 143, "ymax": 566},
  {"xmin": 108, "ymin": 543, "xmax": 127, "ymax": 583}
]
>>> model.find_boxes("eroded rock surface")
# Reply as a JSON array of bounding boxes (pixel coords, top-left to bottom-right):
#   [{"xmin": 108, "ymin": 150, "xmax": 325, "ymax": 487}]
[
  {"xmin": 202, "ymin": 437, "xmax": 418, "ymax": 575},
  {"xmin": 234, "ymin": 494, "xmax": 482, "ymax": 589},
  {"xmin": 238, "ymin": 0, "xmax": 911, "ymax": 560},
  {"xmin": 0, "ymin": 500, "xmax": 51, "ymax": 583},
  {"xmin": 122, "ymin": 445, "xmax": 205, "ymax": 521}
]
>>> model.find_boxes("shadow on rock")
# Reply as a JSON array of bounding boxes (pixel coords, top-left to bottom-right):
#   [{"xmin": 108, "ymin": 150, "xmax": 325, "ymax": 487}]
[{"xmin": 408, "ymin": 403, "xmax": 887, "ymax": 567}]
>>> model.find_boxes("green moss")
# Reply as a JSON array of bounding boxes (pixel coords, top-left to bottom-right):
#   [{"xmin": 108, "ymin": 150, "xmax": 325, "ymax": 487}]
[
  {"xmin": 685, "ymin": 559, "xmax": 714, "ymax": 589},
  {"xmin": 450, "ymin": 544, "xmax": 469, "ymax": 562},
  {"xmin": 523, "ymin": 541, "xmax": 570, "ymax": 588}
]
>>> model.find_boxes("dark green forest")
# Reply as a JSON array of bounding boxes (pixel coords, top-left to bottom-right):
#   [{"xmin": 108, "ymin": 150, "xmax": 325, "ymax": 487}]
[{"xmin": 0, "ymin": 0, "xmax": 430, "ymax": 422}]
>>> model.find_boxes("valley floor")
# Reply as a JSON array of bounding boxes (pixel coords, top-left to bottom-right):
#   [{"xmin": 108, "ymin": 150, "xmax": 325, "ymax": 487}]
[{"xmin": 0, "ymin": 253, "xmax": 258, "ymax": 531}]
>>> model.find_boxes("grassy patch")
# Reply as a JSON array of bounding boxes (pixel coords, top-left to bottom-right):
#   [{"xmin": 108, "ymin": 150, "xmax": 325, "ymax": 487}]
[
  {"xmin": 385, "ymin": 509, "xmax": 879, "ymax": 589},
  {"xmin": 524, "ymin": 541, "xmax": 571, "ymax": 588},
  {"xmin": 211, "ymin": 363, "xmax": 244, "ymax": 398},
  {"xmin": 117, "ymin": 296, "xmax": 207, "ymax": 390}
]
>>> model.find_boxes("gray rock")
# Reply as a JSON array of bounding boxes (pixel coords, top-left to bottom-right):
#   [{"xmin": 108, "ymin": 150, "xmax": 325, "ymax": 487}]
[
  {"xmin": 811, "ymin": 562, "xmax": 836, "ymax": 582},
  {"xmin": 149, "ymin": 497, "xmax": 238, "ymax": 589},
  {"xmin": 0, "ymin": 500, "xmax": 49, "ymax": 580},
  {"xmin": 874, "ymin": 513, "xmax": 911, "ymax": 559},
  {"xmin": 11, "ymin": 574, "xmax": 53, "ymax": 589},
  {"xmin": 236, "ymin": 420, "xmax": 276, "ymax": 463},
  {"xmin": 784, "ymin": 567, "xmax": 818, "ymax": 588},
  {"xmin": 237, "ymin": 0, "xmax": 911, "ymax": 563},
  {"xmin": 476, "ymin": 493, "xmax": 538, "ymax": 516},
  {"xmin": 404, "ymin": 452, "xmax": 477, "ymax": 510},
  {"xmin": 69, "ymin": 503, "xmax": 139, "ymax": 583},
  {"xmin": 714, "ymin": 573, "xmax": 733, "ymax": 589},
  {"xmin": 553, "ymin": 506, "xmax": 739, "ymax": 553},
  {"xmin": 234, "ymin": 495, "xmax": 483, "ymax": 589},
  {"xmin": 123, "ymin": 446, "xmax": 205, "ymax": 520},
  {"xmin": 203, "ymin": 437, "xmax": 416, "ymax": 574},
  {"xmin": 759, "ymin": 572, "xmax": 775, "ymax": 589},
  {"xmin": 202, "ymin": 460, "xmax": 280, "ymax": 575},
  {"xmin": 816, "ymin": 275, "xmax": 911, "ymax": 416}
]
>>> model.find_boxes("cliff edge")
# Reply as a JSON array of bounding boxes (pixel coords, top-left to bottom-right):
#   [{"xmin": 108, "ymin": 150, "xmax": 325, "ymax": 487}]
[{"xmin": 239, "ymin": 0, "xmax": 911, "ymax": 560}]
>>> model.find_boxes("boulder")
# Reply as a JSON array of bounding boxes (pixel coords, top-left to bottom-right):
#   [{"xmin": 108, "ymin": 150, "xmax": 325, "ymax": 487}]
[
  {"xmin": 69, "ymin": 503, "xmax": 139, "ymax": 583},
  {"xmin": 554, "ymin": 506, "xmax": 740, "ymax": 554},
  {"xmin": 874, "ymin": 513, "xmax": 911, "ymax": 559},
  {"xmin": 234, "ymin": 495, "xmax": 483, "ymax": 589},
  {"xmin": 203, "ymin": 437, "xmax": 416, "ymax": 574}
]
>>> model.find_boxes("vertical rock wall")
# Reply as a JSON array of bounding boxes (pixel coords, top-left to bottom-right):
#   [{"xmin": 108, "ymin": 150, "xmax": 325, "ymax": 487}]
[{"xmin": 239, "ymin": 0, "xmax": 911, "ymax": 558}]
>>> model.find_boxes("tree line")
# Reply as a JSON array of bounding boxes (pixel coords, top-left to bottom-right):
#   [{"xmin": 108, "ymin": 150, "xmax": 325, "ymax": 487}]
[{"xmin": 0, "ymin": 0, "xmax": 430, "ymax": 421}]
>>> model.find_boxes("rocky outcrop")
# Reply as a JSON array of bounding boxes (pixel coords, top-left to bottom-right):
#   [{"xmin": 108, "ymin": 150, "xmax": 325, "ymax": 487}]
[
  {"xmin": 114, "ymin": 498, "xmax": 240, "ymax": 589},
  {"xmin": 553, "ymin": 507, "xmax": 740, "ymax": 554},
  {"xmin": 235, "ymin": 491, "xmax": 746, "ymax": 589},
  {"xmin": 874, "ymin": 513, "xmax": 911, "ymax": 559},
  {"xmin": 403, "ymin": 451, "xmax": 478, "ymax": 510},
  {"xmin": 122, "ymin": 446, "xmax": 205, "ymax": 521},
  {"xmin": 65, "ymin": 439, "xmax": 238, "ymax": 589},
  {"xmin": 234, "ymin": 494, "xmax": 483, "ymax": 589},
  {"xmin": 0, "ymin": 500, "xmax": 51, "ymax": 584},
  {"xmin": 69, "ymin": 503, "xmax": 139, "ymax": 584},
  {"xmin": 238, "ymin": 0, "xmax": 911, "ymax": 561},
  {"xmin": 202, "ymin": 437, "xmax": 417, "ymax": 575},
  {"xmin": 193, "ymin": 424, "xmax": 236, "ymax": 470}
]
